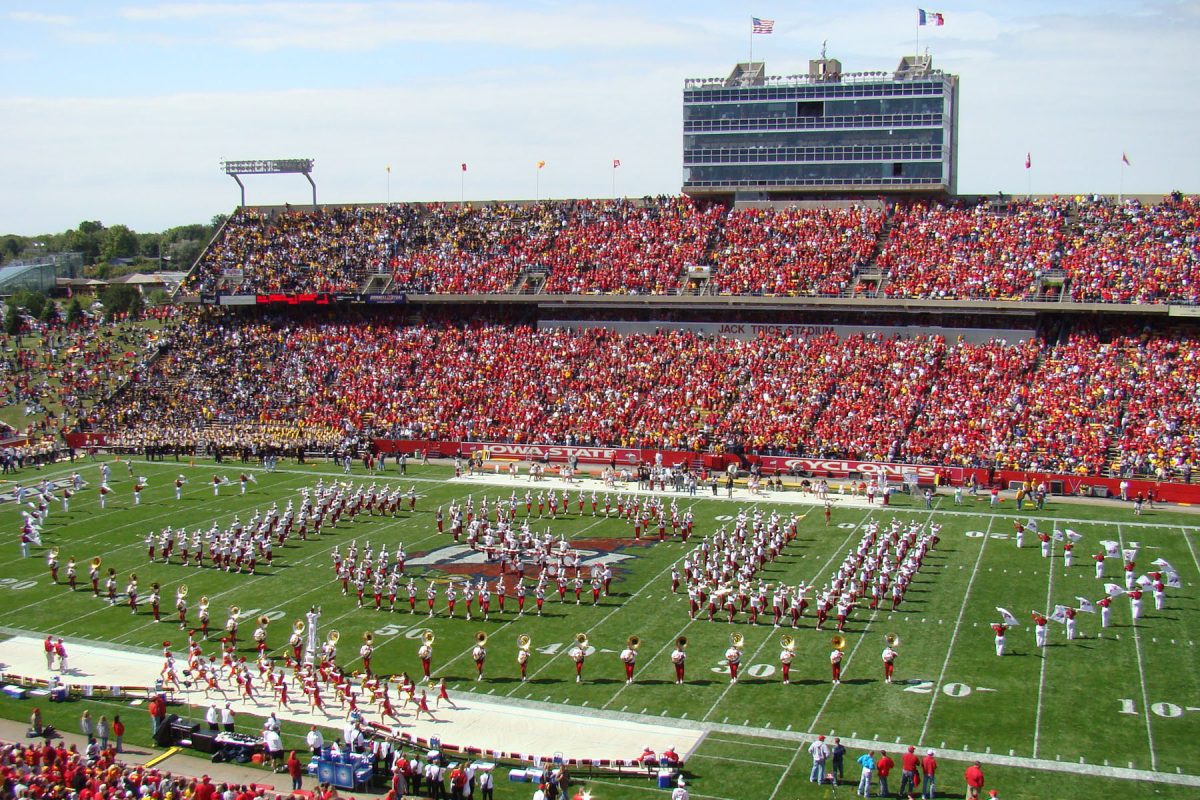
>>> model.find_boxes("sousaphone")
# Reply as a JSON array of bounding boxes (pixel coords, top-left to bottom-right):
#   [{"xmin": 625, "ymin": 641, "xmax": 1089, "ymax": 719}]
[
  {"xmin": 517, "ymin": 634, "xmax": 531, "ymax": 651},
  {"xmin": 730, "ymin": 632, "xmax": 745, "ymax": 650},
  {"xmin": 884, "ymin": 633, "xmax": 900, "ymax": 648},
  {"xmin": 831, "ymin": 635, "xmax": 847, "ymax": 651},
  {"xmin": 781, "ymin": 634, "xmax": 796, "ymax": 652}
]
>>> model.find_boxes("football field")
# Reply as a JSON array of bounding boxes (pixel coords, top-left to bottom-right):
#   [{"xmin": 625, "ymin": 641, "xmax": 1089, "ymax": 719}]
[{"xmin": 1, "ymin": 456, "xmax": 1198, "ymax": 800}]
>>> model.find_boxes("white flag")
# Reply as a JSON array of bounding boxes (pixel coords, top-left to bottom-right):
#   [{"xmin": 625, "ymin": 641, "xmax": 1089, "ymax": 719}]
[
  {"xmin": 1066, "ymin": 529, "xmax": 1083, "ymax": 542},
  {"xmin": 1025, "ymin": 519, "xmax": 1039, "ymax": 533},
  {"xmin": 1104, "ymin": 583, "xmax": 1126, "ymax": 598},
  {"xmin": 1151, "ymin": 558, "xmax": 1174, "ymax": 570},
  {"xmin": 1101, "ymin": 540, "xmax": 1120, "ymax": 557},
  {"xmin": 996, "ymin": 607, "xmax": 1020, "ymax": 627},
  {"xmin": 1122, "ymin": 548, "xmax": 1138, "ymax": 563},
  {"xmin": 1052, "ymin": 529, "xmax": 1066, "ymax": 542},
  {"xmin": 1136, "ymin": 574, "xmax": 1153, "ymax": 588},
  {"xmin": 1166, "ymin": 571, "xmax": 1182, "ymax": 589},
  {"xmin": 1049, "ymin": 605, "xmax": 1068, "ymax": 624},
  {"xmin": 1076, "ymin": 597, "xmax": 1095, "ymax": 613},
  {"xmin": 1128, "ymin": 541, "xmax": 1140, "ymax": 550}
]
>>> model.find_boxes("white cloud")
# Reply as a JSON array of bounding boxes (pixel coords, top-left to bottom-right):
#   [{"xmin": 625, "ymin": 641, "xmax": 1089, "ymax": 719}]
[{"xmin": 8, "ymin": 10, "xmax": 76, "ymax": 25}]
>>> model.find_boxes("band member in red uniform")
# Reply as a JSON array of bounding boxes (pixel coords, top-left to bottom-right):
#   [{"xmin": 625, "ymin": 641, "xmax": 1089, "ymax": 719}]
[
  {"xmin": 620, "ymin": 641, "xmax": 637, "ymax": 684},
  {"xmin": 725, "ymin": 642, "xmax": 742, "ymax": 683},
  {"xmin": 671, "ymin": 640, "xmax": 687, "ymax": 685},
  {"xmin": 418, "ymin": 638, "xmax": 433, "ymax": 679},
  {"xmin": 570, "ymin": 641, "xmax": 587, "ymax": 683},
  {"xmin": 830, "ymin": 646, "xmax": 844, "ymax": 685},
  {"xmin": 881, "ymin": 644, "xmax": 897, "ymax": 684},
  {"xmin": 991, "ymin": 623, "xmax": 1007, "ymax": 656},
  {"xmin": 780, "ymin": 642, "xmax": 795, "ymax": 685}
]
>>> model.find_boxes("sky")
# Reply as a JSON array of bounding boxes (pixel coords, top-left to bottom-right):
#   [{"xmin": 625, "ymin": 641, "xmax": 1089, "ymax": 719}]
[{"xmin": 1, "ymin": 0, "xmax": 1198, "ymax": 235}]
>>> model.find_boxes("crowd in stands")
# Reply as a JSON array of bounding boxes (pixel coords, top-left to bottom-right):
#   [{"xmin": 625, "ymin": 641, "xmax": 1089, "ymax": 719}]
[
  {"xmin": 710, "ymin": 206, "xmax": 883, "ymax": 296},
  {"xmin": 1061, "ymin": 194, "xmax": 1200, "ymax": 304},
  {"xmin": 83, "ymin": 314, "xmax": 1200, "ymax": 479},
  {"xmin": 181, "ymin": 194, "xmax": 1199, "ymax": 303},
  {"xmin": 876, "ymin": 199, "xmax": 1068, "ymax": 300}
]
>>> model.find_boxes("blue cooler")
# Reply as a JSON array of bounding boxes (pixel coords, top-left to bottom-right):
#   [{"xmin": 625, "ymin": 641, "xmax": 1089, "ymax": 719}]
[
  {"xmin": 657, "ymin": 771, "xmax": 673, "ymax": 789},
  {"xmin": 508, "ymin": 769, "xmax": 528, "ymax": 782}
]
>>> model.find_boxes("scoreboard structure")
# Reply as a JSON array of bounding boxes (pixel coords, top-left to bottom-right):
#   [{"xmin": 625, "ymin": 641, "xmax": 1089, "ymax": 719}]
[{"xmin": 682, "ymin": 53, "xmax": 959, "ymax": 200}]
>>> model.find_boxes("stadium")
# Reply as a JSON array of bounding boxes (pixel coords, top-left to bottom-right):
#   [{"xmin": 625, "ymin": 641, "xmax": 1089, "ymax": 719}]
[{"xmin": 2, "ymin": 25, "xmax": 1200, "ymax": 800}]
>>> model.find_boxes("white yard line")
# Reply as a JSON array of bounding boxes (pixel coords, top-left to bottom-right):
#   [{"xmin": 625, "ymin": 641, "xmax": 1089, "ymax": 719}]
[
  {"xmin": 1033, "ymin": 515, "xmax": 1054, "ymax": 759},
  {"xmin": 700, "ymin": 508, "xmax": 880, "ymax": 724},
  {"xmin": 582, "ymin": 777, "xmax": 734, "ymax": 800},
  {"xmin": 765, "ymin": 740, "xmax": 808, "ymax": 800},
  {"xmin": 1180, "ymin": 527, "xmax": 1200, "ymax": 579},
  {"xmin": 1117, "ymin": 523, "xmax": 1158, "ymax": 772},
  {"xmin": 918, "ymin": 515, "xmax": 992, "ymax": 746}
]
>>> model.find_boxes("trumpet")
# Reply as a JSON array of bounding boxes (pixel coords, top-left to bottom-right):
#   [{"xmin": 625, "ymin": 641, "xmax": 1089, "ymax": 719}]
[
  {"xmin": 258, "ymin": 615, "xmax": 271, "ymax": 627},
  {"xmin": 676, "ymin": 636, "xmax": 688, "ymax": 650},
  {"xmin": 627, "ymin": 635, "xmax": 640, "ymax": 651},
  {"xmin": 363, "ymin": 631, "xmax": 374, "ymax": 646},
  {"xmin": 575, "ymin": 632, "xmax": 589, "ymax": 649},
  {"xmin": 730, "ymin": 632, "xmax": 745, "ymax": 650},
  {"xmin": 475, "ymin": 631, "xmax": 488, "ymax": 646},
  {"xmin": 293, "ymin": 619, "xmax": 305, "ymax": 635},
  {"xmin": 327, "ymin": 630, "xmax": 340, "ymax": 646},
  {"xmin": 421, "ymin": 630, "xmax": 435, "ymax": 646},
  {"xmin": 831, "ymin": 635, "xmax": 847, "ymax": 651},
  {"xmin": 176, "ymin": 584, "xmax": 189, "ymax": 598},
  {"xmin": 885, "ymin": 633, "xmax": 900, "ymax": 648},
  {"xmin": 91, "ymin": 556, "xmax": 102, "ymax": 568},
  {"xmin": 781, "ymin": 634, "xmax": 796, "ymax": 652},
  {"xmin": 518, "ymin": 634, "xmax": 531, "ymax": 651}
]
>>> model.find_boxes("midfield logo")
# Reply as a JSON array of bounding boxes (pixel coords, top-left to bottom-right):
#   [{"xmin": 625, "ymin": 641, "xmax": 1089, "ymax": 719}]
[{"xmin": 408, "ymin": 538, "xmax": 639, "ymax": 583}]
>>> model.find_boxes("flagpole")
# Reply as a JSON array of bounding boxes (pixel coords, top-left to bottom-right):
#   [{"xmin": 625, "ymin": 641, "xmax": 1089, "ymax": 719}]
[
  {"xmin": 386, "ymin": 167, "xmax": 391, "ymax": 204},
  {"xmin": 749, "ymin": 18, "xmax": 753, "ymax": 64},
  {"xmin": 461, "ymin": 170, "xmax": 465, "ymax": 205}
]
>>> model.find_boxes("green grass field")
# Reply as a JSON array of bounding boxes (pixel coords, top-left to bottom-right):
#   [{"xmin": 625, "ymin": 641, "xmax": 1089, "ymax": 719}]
[{"xmin": 1, "ymin": 455, "xmax": 1198, "ymax": 800}]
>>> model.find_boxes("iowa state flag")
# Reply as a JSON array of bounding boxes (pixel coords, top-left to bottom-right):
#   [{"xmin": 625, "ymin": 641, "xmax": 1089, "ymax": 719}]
[{"xmin": 918, "ymin": 9, "xmax": 945, "ymax": 26}]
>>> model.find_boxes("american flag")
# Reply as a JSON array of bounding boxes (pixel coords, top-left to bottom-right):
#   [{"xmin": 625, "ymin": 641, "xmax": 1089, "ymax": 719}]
[{"xmin": 752, "ymin": 17, "xmax": 774, "ymax": 34}]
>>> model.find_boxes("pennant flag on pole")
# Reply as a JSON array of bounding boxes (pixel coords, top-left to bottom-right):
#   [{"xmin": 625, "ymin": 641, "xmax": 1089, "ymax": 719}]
[
  {"xmin": 1025, "ymin": 152, "xmax": 1032, "ymax": 170},
  {"xmin": 613, "ymin": 159, "xmax": 621, "ymax": 169},
  {"xmin": 461, "ymin": 163, "xmax": 467, "ymax": 172},
  {"xmin": 752, "ymin": 17, "xmax": 775, "ymax": 34},
  {"xmin": 537, "ymin": 160, "xmax": 546, "ymax": 169},
  {"xmin": 1122, "ymin": 152, "xmax": 1131, "ymax": 166},
  {"xmin": 1104, "ymin": 583, "xmax": 1126, "ymax": 598},
  {"xmin": 996, "ymin": 607, "xmax": 1019, "ymax": 627},
  {"xmin": 1076, "ymin": 597, "xmax": 1095, "ymax": 613},
  {"xmin": 386, "ymin": 165, "xmax": 391, "ymax": 174},
  {"xmin": 918, "ymin": 9, "xmax": 945, "ymax": 26}
]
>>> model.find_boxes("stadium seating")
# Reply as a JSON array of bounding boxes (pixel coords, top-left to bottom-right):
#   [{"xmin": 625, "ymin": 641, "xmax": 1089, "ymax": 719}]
[{"xmin": 86, "ymin": 316, "xmax": 1200, "ymax": 478}]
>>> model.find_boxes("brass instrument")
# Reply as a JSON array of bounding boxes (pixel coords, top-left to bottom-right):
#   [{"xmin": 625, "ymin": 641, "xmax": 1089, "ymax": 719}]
[
  {"xmin": 575, "ymin": 632, "xmax": 589, "ymax": 649},
  {"xmin": 831, "ymin": 635, "xmax": 847, "ymax": 651},
  {"xmin": 517, "ymin": 634, "xmax": 531, "ymax": 651},
  {"xmin": 91, "ymin": 556, "xmax": 102, "ymax": 568},
  {"xmin": 258, "ymin": 615, "xmax": 271, "ymax": 627},
  {"xmin": 781, "ymin": 634, "xmax": 796, "ymax": 652},
  {"xmin": 151, "ymin": 582, "xmax": 161, "ymax": 592},
  {"xmin": 627, "ymin": 635, "xmax": 640, "ymax": 651},
  {"xmin": 730, "ymin": 632, "xmax": 745, "ymax": 650},
  {"xmin": 198, "ymin": 595, "xmax": 210, "ymax": 610},
  {"xmin": 130, "ymin": 573, "xmax": 138, "ymax": 583},
  {"xmin": 49, "ymin": 547, "xmax": 59, "ymax": 559},
  {"xmin": 676, "ymin": 636, "xmax": 688, "ymax": 650},
  {"xmin": 884, "ymin": 633, "xmax": 900, "ymax": 648},
  {"xmin": 293, "ymin": 619, "xmax": 306, "ymax": 635},
  {"xmin": 177, "ymin": 584, "xmax": 189, "ymax": 598},
  {"xmin": 475, "ymin": 631, "xmax": 488, "ymax": 646},
  {"xmin": 421, "ymin": 630, "xmax": 435, "ymax": 646},
  {"xmin": 327, "ymin": 630, "xmax": 340, "ymax": 646},
  {"xmin": 67, "ymin": 557, "xmax": 76, "ymax": 567},
  {"xmin": 363, "ymin": 631, "xmax": 374, "ymax": 645},
  {"xmin": 229, "ymin": 605, "xmax": 240, "ymax": 619}
]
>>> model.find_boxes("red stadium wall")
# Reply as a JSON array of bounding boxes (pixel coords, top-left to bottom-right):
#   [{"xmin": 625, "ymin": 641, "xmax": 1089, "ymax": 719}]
[
  {"xmin": 373, "ymin": 439, "xmax": 1200, "ymax": 505},
  {"xmin": 64, "ymin": 431, "xmax": 1198, "ymax": 504}
]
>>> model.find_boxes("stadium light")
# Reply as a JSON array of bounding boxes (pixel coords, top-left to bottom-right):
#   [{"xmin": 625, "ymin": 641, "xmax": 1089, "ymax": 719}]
[{"xmin": 221, "ymin": 158, "xmax": 317, "ymax": 210}]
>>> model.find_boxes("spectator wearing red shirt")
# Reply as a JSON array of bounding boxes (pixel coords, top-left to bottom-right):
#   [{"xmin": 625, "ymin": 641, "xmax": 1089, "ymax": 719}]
[
  {"xmin": 965, "ymin": 760, "xmax": 986, "ymax": 798},
  {"xmin": 876, "ymin": 750, "xmax": 895, "ymax": 797},
  {"xmin": 921, "ymin": 750, "xmax": 938, "ymax": 799},
  {"xmin": 899, "ymin": 745, "xmax": 920, "ymax": 795},
  {"xmin": 194, "ymin": 775, "xmax": 217, "ymax": 800}
]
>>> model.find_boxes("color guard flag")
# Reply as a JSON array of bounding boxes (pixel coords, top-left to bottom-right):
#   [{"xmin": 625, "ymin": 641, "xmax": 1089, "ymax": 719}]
[
  {"xmin": 1076, "ymin": 597, "xmax": 1095, "ymax": 613},
  {"xmin": 1065, "ymin": 529, "xmax": 1083, "ymax": 542},
  {"xmin": 995, "ymin": 607, "xmax": 1019, "ymax": 627},
  {"xmin": 752, "ymin": 17, "xmax": 775, "ymax": 34},
  {"xmin": 1122, "ymin": 548, "xmax": 1137, "ymax": 563},
  {"xmin": 918, "ymin": 9, "xmax": 944, "ymax": 26},
  {"xmin": 1151, "ymin": 558, "xmax": 1174, "ymax": 569},
  {"xmin": 1052, "ymin": 529, "xmax": 1065, "ymax": 542},
  {"xmin": 1049, "ymin": 605, "xmax": 1068, "ymax": 624},
  {"xmin": 1025, "ymin": 518, "xmax": 1039, "ymax": 532},
  {"xmin": 1166, "ymin": 570, "xmax": 1182, "ymax": 589},
  {"xmin": 1136, "ymin": 574, "xmax": 1153, "ymax": 588},
  {"xmin": 1100, "ymin": 540, "xmax": 1120, "ymax": 557},
  {"xmin": 1104, "ymin": 583, "xmax": 1126, "ymax": 598}
]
